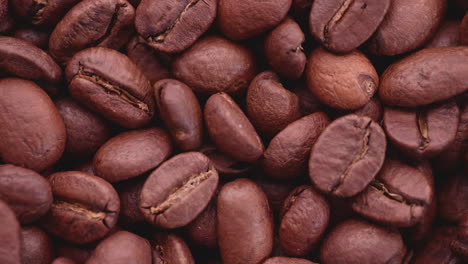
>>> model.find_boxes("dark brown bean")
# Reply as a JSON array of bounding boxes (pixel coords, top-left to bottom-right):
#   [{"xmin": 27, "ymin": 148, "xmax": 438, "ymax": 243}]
[
  {"xmin": 11, "ymin": 0, "xmax": 81, "ymax": 26},
  {"xmin": 12, "ymin": 27, "xmax": 50, "ymax": 49},
  {"xmin": 412, "ymin": 226, "xmax": 461, "ymax": 264},
  {"xmin": 93, "ymin": 128, "xmax": 172, "ymax": 182},
  {"xmin": 185, "ymin": 199, "xmax": 218, "ymax": 249},
  {"xmin": 205, "ymin": 93, "xmax": 264, "ymax": 163},
  {"xmin": 51, "ymin": 257, "xmax": 76, "ymax": 264},
  {"xmin": 438, "ymin": 173, "xmax": 468, "ymax": 223},
  {"xmin": 152, "ymin": 233, "xmax": 195, "ymax": 264},
  {"xmin": 199, "ymin": 145, "xmax": 252, "ymax": 177},
  {"xmin": 263, "ymin": 257, "xmax": 317, "ymax": 264},
  {"xmin": 55, "ymin": 242, "xmax": 93, "ymax": 264},
  {"xmin": 425, "ymin": 20, "xmax": 461, "ymax": 48},
  {"xmin": 462, "ymin": 13, "xmax": 468, "ymax": 45},
  {"xmin": 451, "ymin": 213, "xmax": 468, "ymax": 262},
  {"xmin": 116, "ymin": 177, "xmax": 146, "ymax": 225},
  {"xmin": 255, "ymin": 178, "xmax": 296, "ymax": 216},
  {"xmin": 140, "ymin": 152, "xmax": 218, "ymax": 229},
  {"xmin": 21, "ymin": 227, "xmax": 53, "ymax": 264},
  {"xmin": 0, "ymin": 200, "xmax": 21, "ymax": 264}
]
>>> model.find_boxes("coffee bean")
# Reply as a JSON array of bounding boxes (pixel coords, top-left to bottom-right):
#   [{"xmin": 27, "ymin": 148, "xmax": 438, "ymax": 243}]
[
  {"xmin": 438, "ymin": 173, "xmax": 468, "ymax": 223},
  {"xmin": 291, "ymin": 83, "xmax": 323, "ymax": 116},
  {"xmin": 0, "ymin": 0, "xmax": 7, "ymax": 22},
  {"xmin": 65, "ymin": 47, "xmax": 155, "ymax": 129},
  {"xmin": 12, "ymin": 27, "xmax": 50, "ymax": 49},
  {"xmin": 21, "ymin": 227, "xmax": 53, "ymax": 264},
  {"xmin": 0, "ymin": 11, "xmax": 13, "ymax": 34},
  {"xmin": 49, "ymin": 0, "xmax": 135, "ymax": 65},
  {"xmin": 217, "ymin": 0, "xmax": 291, "ymax": 40},
  {"xmin": 263, "ymin": 112, "xmax": 329, "ymax": 180},
  {"xmin": 264, "ymin": 257, "xmax": 317, "ymax": 264},
  {"xmin": 412, "ymin": 226, "xmax": 460, "ymax": 264},
  {"xmin": 11, "ymin": 0, "xmax": 81, "ymax": 26},
  {"xmin": 320, "ymin": 219, "xmax": 406, "ymax": 264},
  {"xmin": 199, "ymin": 145, "xmax": 252, "ymax": 177},
  {"xmin": 0, "ymin": 78, "xmax": 66, "ymax": 171},
  {"xmin": 135, "ymin": 0, "xmax": 216, "ymax": 53},
  {"xmin": 309, "ymin": 115, "xmax": 386, "ymax": 197},
  {"xmin": 42, "ymin": 171, "xmax": 120, "ymax": 244},
  {"xmin": 173, "ymin": 36, "xmax": 257, "ymax": 96},
  {"xmin": 154, "ymin": 79, "xmax": 203, "ymax": 151},
  {"xmin": 264, "ymin": 17, "xmax": 306, "ymax": 79},
  {"xmin": 425, "ymin": 20, "xmax": 461, "ymax": 48},
  {"xmin": 380, "ymin": 47, "xmax": 468, "ymax": 107},
  {"xmin": 255, "ymin": 178, "xmax": 296, "ymax": 216},
  {"xmin": 451, "ymin": 213, "xmax": 468, "ymax": 261},
  {"xmin": 152, "ymin": 232, "xmax": 195, "ymax": 264},
  {"xmin": 217, "ymin": 178, "xmax": 273, "ymax": 264},
  {"xmin": 279, "ymin": 185, "xmax": 330, "ymax": 257},
  {"xmin": 93, "ymin": 128, "xmax": 172, "ymax": 182},
  {"xmin": 367, "ymin": 0, "xmax": 446, "ymax": 55},
  {"xmin": 185, "ymin": 199, "xmax": 218, "ymax": 249},
  {"xmin": 51, "ymin": 257, "xmax": 76, "ymax": 264},
  {"xmin": 0, "ymin": 200, "xmax": 21, "ymax": 264},
  {"xmin": 205, "ymin": 93, "xmax": 264, "ymax": 162},
  {"xmin": 0, "ymin": 164, "xmax": 53, "ymax": 224},
  {"xmin": 56, "ymin": 97, "xmax": 111, "ymax": 158},
  {"xmin": 310, "ymin": 0, "xmax": 391, "ymax": 53},
  {"xmin": 86, "ymin": 231, "xmax": 151, "ymax": 264},
  {"xmin": 140, "ymin": 152, "xmax": 218, "ymax": 229},
  {"xmin": 462, "ymin": 13, "xmax": 468, "ymax": 45},
  {"xmin": 54, "ymin": 242, "xmax": 93, "ymax": 264},
  {"xmin": 306, "ymin": 48, "xmax": 378, "ymax": 110}
]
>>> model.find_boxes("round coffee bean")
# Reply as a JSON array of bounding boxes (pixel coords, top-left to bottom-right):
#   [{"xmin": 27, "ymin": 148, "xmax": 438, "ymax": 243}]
[
  {"xmin": 173, "ymin": 36, "xmax": 257, "ymax": 96},
  {"xmin": 42, "ymin": 171, "xmax": 120, "ymax": 244},
  {"xmin": 65, "ymin": 47, "xmax": 155, "ymax": 129},
  {"xmin": 0, "ymin": 78, "xmax": 66, "ymax": 172},
  {"xmin": 87, "ymin": 231, "xmax": 151, "ymax": 264},
  {"xmin": 320, "ymin": 219, "xmax": 406, "ymax": 264},
  {"xmin": 0, "ymin": 200, "xmax": 21, "ymax": 264},
  {"xmin": 21, "ymin": 227, "xmax": 53, "ymax": 264},
  {"xmin": 279, "ymin": 185, "xmax": 330, "ymax": 257},
  {"xmin": 11, "ymin": 0, "xmax": 81, "ymax": 26},
  {"xmin": 310, "ymin": 0, "xmax": 391, "ymax": 53},
  {"xmin": 217, "ymin": 178, "xmax": 274, "ymax": 264},
  {"xmin": 205, "ymin": 93, "xmax": 264, "ymax": 163},
  {"xmin": 0, "ymin": 164, "xmax": 53, "ymax": 224},
  {"xmin": 264, "ymin": 257, "xmax": 317, "ymax": 264},
  {"xmin": 309, "ymin": 115, "xmax": 387, "ymax": 197},
  {"xmin": 425, "ymin": 20, "xmax": 461, "ymax": 48},
  {"xmin": 135, "ymin": 0, "xmax": 216, "ymax": 53},
  {"xmin": 154, "ymin": 79, "xmax": 203, "ymax": 151},
  {"xmin": 380, "ymin": 46, "xmax": 468, "ymax": 107},
  {"xmin": 140, "ymin": 152, "xmax": 218, "ymax": 229},
  {"xmin": 93, "ymin": 128, "xmax": 172, "ymax": 183},
  {"xmin": 306, "ymin": 48, "xmax": 378, "ymax": 110},
  {"xmin": 152, "ymin": 232, "xmax": 195, "ymax": 264}
]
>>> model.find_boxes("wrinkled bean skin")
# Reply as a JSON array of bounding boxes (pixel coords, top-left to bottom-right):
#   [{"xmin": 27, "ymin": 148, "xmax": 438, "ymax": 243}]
[
  {"xmin": 205, "ymin": 93, "xmax": 264, "ymax": 163},
  {"xmin": 425, "ymin": 20, "xmax": 461, "ymax": 48},
  {"xmin": 154, "ymin": 79, "xmax": 203, "ymax": 151},
  {"xmin": 217, "ymin": 0, "xmax": 292, "ymax": 40},
  {"xmin": 11, "ymin": 0, "xmax": 81, "ymax": 26},
  {"xmin": 320, "ymin": 219, "xmax": 406, "ymax": 264},
  {"xmin": 49, "ymin": 0, "xmax": 135, "ymax": 65},
  {"xmin": 310, "ymin": 0, "xmax": 390, "ymax": 53},
  {"xmin": 264, "ymin": 18, "xmax": 306, "ymax": 79},
  {"xmin": 0, "ymin": 200, "xmax": 21, "ymax": 264},
  {"xmin": 379, "ymin": 47, "xmax": 468, "ymax": 107},
  {"xmin": 152, "ymin": 233, "xmax": 195, "ymax": 264},
  {"xmin": 21, "ymin": 227, "xmax": 54, "ymax": 264},
  {"xmin": 0, "ymin": 78, "xmax": 66, "ymax": 172},
  {"xmin": 263, "ymin": 257, "xmax": 317, "ymax": 264},
  {"xmin": 173, "ymin": 36, "xmax": 257, "ymax": 96},
  {"xmin": 0, "ymin": 164, "xmax": 53, "ymax": 224},
  {"xmin": 367, "ymin": 0, "xmax": 446, "ymax": 56},
  {"xmin": 66, "ymin": 47, "xmax": 155, "ymax": 129},
  {"xmin": 135, "ymin": 0, "xmax": 217, "ymax": 53},
  {"xmin": 93, "ymin": 128, "xmax": 172, "ymax": 183},
  {"xmin": 217, "ymin": 179, "xmax": 274, "ymax": 264}
]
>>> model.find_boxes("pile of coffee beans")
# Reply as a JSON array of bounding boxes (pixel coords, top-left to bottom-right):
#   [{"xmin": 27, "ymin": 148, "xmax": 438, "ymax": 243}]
[{"xmin": 1, "ymin": 0, "xmax": 467, "ymax": 263}]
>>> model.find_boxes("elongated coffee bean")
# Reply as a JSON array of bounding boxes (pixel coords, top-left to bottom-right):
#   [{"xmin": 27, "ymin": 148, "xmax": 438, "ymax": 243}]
[
  {"xmin": 379, "ymin": 47, "xmax": 468, "ymax": 107},
  {"xmin": 0, "ymin": 200, "xmax": 21, "ymax": 264},
  {"xmin": 66, "ymin": 47, "xmax": 155, "ymax": 128},
  {"xmin": 140, "ymin": 152, "xmax": 219, "ymax": 229}
]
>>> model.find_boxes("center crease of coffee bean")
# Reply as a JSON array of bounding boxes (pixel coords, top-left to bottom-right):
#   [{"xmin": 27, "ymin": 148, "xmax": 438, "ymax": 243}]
[
  {"xmin": 281, "ymin": 188, "xmax": 306, "ymax": 218},
  {"xmin": 77, "ymin": 65, "xmax": 150, "ymax": 113},
  {"xmin": 89, "ymin": 4, "xmax": 126, "ymax": 47},
  {"xmin": 31, "ymin": 0, "xmax": 48, "ymax": 23},
  {"xmin": 370, "ymin": 180, "xmax": 427, "ymax": 207},
  {"xmin": 417, "ymin": 109, "xmax": 430, "ymax": 150},
  {"xmin": 323, "ymin": 0, "xmax": 354, "ymax": 43},
  {"xmin": 52, "ymin": 200, "xmax": 109, "ymax": 221}
]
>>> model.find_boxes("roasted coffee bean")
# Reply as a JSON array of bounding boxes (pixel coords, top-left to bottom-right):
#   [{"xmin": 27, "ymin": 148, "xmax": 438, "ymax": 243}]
[
  {"xmin": 86, "ymin": 231, "xmax": 151, "ymax": 264},
  {"xmin": 154, "ymin": 79, "xmax": 203, "ymax": 151},
  {"xmin": 42, "ymin": 171, "xmax": 120, "ymax": 244},
  {"xmin": 93, "ymin": 128, "xmax": 172, "ymax": 183},
  {"xmin": 185, "ymin": 199, "xmax": 218, "ymax": 249},
  {"xmin": 246, "ymin": 71, "xmax": 301, "ymax": 137},
  {"xmin": 0, "ymin": 78, "xmax": 66, "ymax": 172},
  {"xmin": 135, "ymin": 0, "xmax": 216, "ymax": 53},
  {"xmin": 309, "ymin": 115, "xmax": 386, "ymax": 197},
  {"xmin": 56, "ymin": 98, "xmax": 111, "ymax": 158},
  {"xmin": 21, "ymin": 226, "xmax": 53, "ymax": 264},
  {"xmin": 217, "ymin": 0, "xmax": 291, "ymax": 40},
  {"xmin": 217, "ymin": 178, "xmax": 274, "ymax": 264},
  {"xmin": 0, "ymin": 200, "xmax": 21, "ymax": 264},
  {"xmin": 51, "ymin": 257, "xmax": 76, "ymax": 264},
  {"xmin": 49, "ymin": 0, "xmax": 135, "ymax": 65},
  {"xmin": 140, "ymin": 152, "xmax": 218, "ymax": 229},
  {"xmin": 412, "ymin": 226, "xmax": 461, "ymax": 264},
  {"xmin": 451, "ymin": 213, "xmax": 468, "ymax": 261},
  {"xmin": 462, "ymin": 13, "xmax": 468, "ymax": 45},
  {"xmin": 291, "ymin": 0, "xmax": 313, "ymax": 18},
  {"xmin": 425, "ymin": 20, "xmax": 461, "ymax": 48},
  {"xmin": 0, "ymin": 37, "xmax": 61, "ymax": 86},
  {"xmin": 263, "ymin": 112, "xmax": 329, "ymax": 180},
  {"xmin": 173, "ymin": 36, "xmax": 257, "ymax": 96},
  {"xmin": 255, "ymin": 178, "xmax": 296, "ymax": 216},
  {"xmin": 126, "ymin": 36, "xmax": 171, "ymax": 84},
  {"xmin": 0, "ymin": 164, "xmax": 53, "ymax": 224},
  {"xmin": 264, "ymin": 257, "xmax": 317, "ymax": 264},
  {"xmin": 383, "ymin": 101, "xmax": 459, "ymax": 159},
  {"xmin": 306, "ymin": 48, "xmax": 378, "ymax": 110},
  {"xmin": 65, "ymin": 47, "xmax": 155, "ymax": 128},
  {"xmin": 0, "ymin": 0, "xmax": 7, "ymax": 21},
  {"xmin": 279, "ymin": 185, "xmax": 330, "ymax": 257},
  {"xmin": 55, "ymin": 242, "xmax": 93, "ymax": 264},
  {"xmin": 320, "ymin": 219, "xmax": 406, "ymax": 264},
  {"xmin": 335, "ymin": 96, "xmax": 383, "ymax": 122},
  {"xmin": 291, "ymin": 83, "xmax": 323, "ymax": 116},
  {"xmin": 379, "ymin": 47, "xmax": 468, "ymax": 107},
  {"xmin": 11, "ymin": 0, "xmax": 81, "ymax": 26},
  {"xmin": 152, "ymin": 232, "xmax": 195, "ymax": 264},
  {"xmin": 116, "ymin": 177, "xmax": 146, "ymax": 225},
  {"xmin": 0, "ymin": 11, "xmax": 13, "ymax": 34},
  {"xmin": 310, "ymin": 0, "xmax": 390, "ymax": 53},
  {"xmin": 205, "ymin": 93, "xmax": 264, "ymax": 162},
  {"xmin": 367, "ymin": 0, "xmax": 446, "ymax": 55},
  {"xmin": 12, "ymin": 27, "xmax": 50, "ymax": 49},
  {"xmin": 264, "ymin": 18, "xmax": 306, "ymax": 79},
  {"xmin": 352, "ymin": 159, "xmax": 433, "ymax": 227},
  {"xmin": 438, "ymin": 173, "xmax": 468, "ymax": 223},
  {"xmin": 199, "ymin": 145, "xmax": 252, "ymax": 177}
]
